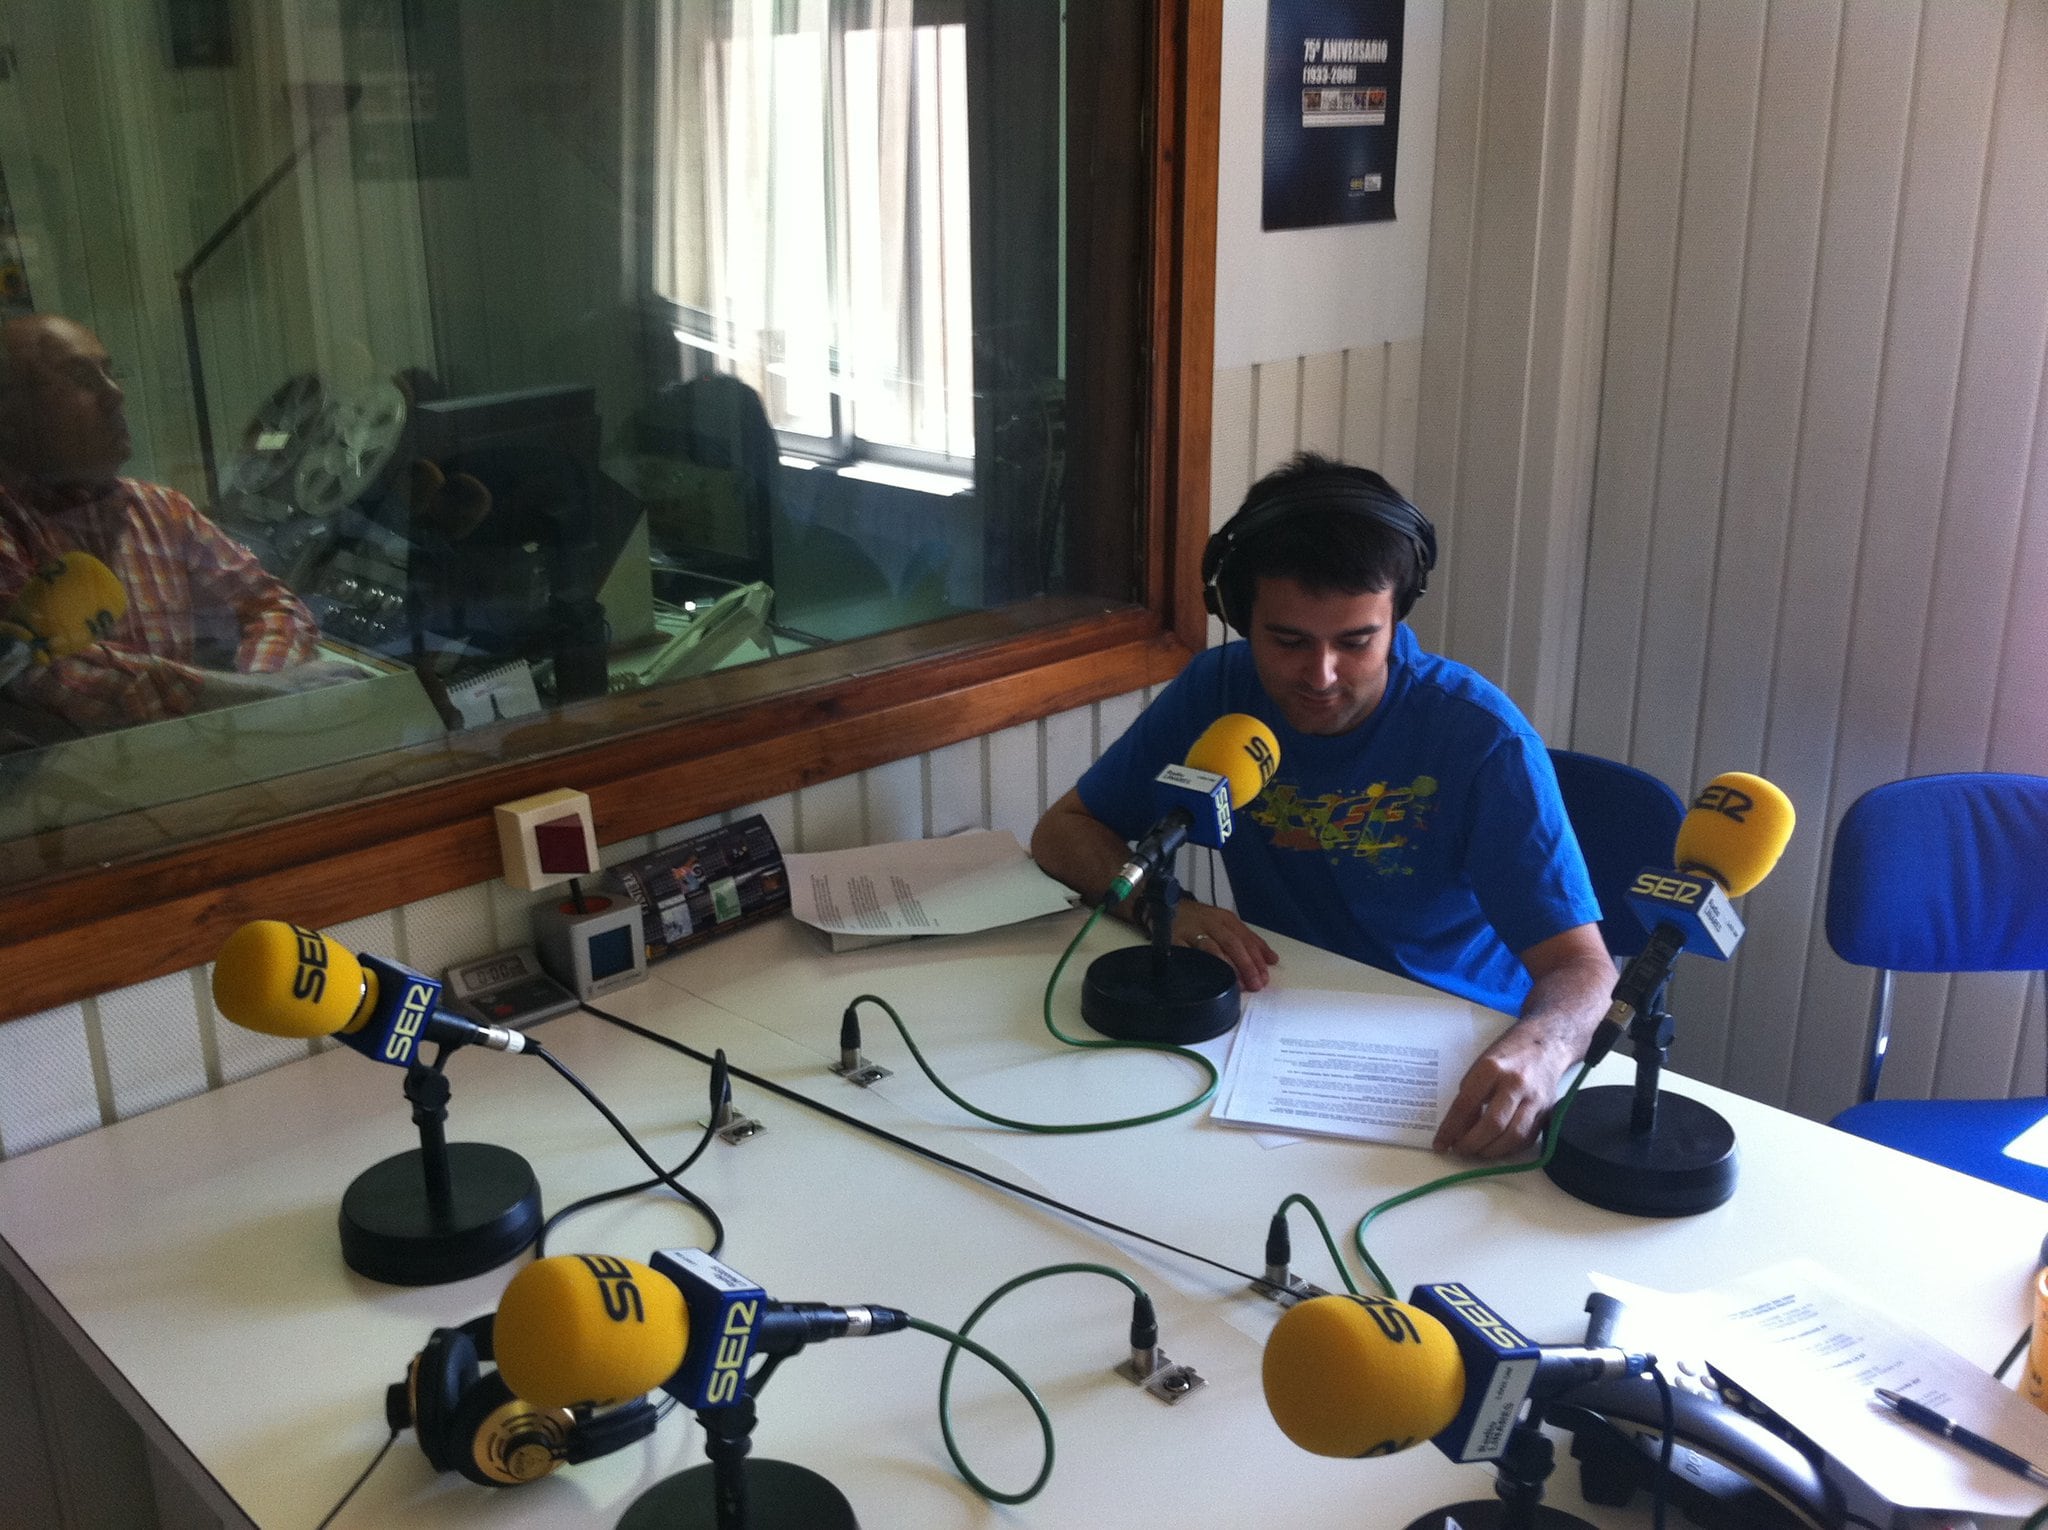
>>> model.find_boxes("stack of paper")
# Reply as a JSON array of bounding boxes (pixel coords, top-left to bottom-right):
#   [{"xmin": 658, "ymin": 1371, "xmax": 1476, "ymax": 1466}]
[
  {"xmin": 1213, "ymin": 988, "xmax": 1499, "ymax": 1150},
  {"xmin": 784, "ymin": 830, "xmax": 1075, "ymax": 951},
  {"xmin": 1596, "ymin": 1260, "xmax": 2048, "ymax": 1520}
]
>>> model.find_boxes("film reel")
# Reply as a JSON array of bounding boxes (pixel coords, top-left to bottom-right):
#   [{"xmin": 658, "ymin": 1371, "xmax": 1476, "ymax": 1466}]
[
  {"xmin": 294, "ymin": 380, "xmax": 408, "ymax": 519},
  {"xmin": 225, "ymin": 373, "xmax": 327, "ymax": 499}
]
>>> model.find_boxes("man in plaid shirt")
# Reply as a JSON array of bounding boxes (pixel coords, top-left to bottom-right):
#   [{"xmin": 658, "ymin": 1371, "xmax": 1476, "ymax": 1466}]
[{"xmin": 0, "ymin": 314, "xmax": 357, "ymax": 733}]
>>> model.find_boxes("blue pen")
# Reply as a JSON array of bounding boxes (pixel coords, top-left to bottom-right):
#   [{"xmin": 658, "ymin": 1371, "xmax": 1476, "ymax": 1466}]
[{"xmin": 1874, "ymin": 1388, "xmax": 2048, "ymax": 1489}]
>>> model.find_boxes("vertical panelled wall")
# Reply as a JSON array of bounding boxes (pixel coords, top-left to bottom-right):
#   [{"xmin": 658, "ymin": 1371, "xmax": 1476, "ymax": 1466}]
[{"xmin": 1573, "ymin": 0, "xmax": 2048, "ymax": 1119}]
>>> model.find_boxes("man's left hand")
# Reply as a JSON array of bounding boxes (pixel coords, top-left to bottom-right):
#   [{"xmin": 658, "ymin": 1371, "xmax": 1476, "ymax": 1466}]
[
  {"xmin": 1432, "ymin": 924, "xmax": 1614, "ymax": 1158},
  {"xmin": 1433, "ymin": 1026, "xmax": 1576, "ymax": 1158}
]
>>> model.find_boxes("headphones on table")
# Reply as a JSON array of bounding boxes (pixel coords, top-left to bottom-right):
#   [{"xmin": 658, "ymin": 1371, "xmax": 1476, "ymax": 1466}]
[
  {"xmin": 1200, "ymin": 470, "xmax": 1439, "ymax": 632},
  {"xmin": 388, "ymin": 1314, "xmax": 661, "ymax": 1486}
]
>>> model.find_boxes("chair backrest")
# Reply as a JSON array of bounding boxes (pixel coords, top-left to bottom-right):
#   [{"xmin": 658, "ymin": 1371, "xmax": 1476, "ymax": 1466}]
[
  {"xmin": 1825, "ymin": 771, "xmax": 2048, "ymax": 1103},
  {"xmin": 1547, "ymin": 749, "xmax": 1687, "ymax": 960}
]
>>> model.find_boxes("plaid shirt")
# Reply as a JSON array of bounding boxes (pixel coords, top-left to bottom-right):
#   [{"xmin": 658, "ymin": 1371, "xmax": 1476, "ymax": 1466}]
[{"xmin": 0, "ymin": 476, "xmax": 319, "ymax": 730}]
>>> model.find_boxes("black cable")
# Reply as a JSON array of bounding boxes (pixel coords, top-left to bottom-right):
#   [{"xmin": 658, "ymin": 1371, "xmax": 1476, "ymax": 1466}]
[
  {"xmin": 578, "ymin": 1002, "xmax": 1266, "ymax": 1287},
  {"xmin": 1997, "ymin": 1324, "xmax": 2031, "ymax": 1382},
  {"xmin": 313, "ymin": 1426, "xmax": 399, "ymax": 1530},
  {"xmin": 529, "ymin": 1039, "xmax": 725, "ymax": 1257},
  {"xmin": 534, "ymin": 1113, "xmax": 720, "ymax": 1257},
  {"xmin": 1649, "ymin": 1365, "xmax": 1675, "ymax": 1530}
]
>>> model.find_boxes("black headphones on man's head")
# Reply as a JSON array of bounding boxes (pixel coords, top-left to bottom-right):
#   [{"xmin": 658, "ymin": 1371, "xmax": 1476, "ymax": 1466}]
[
  {"xmin": 388, "ymin": 1314, "xmax": 661, "ymax": 1486},
  {"xmin": 1200, "ymin": 471, "xmax": 1438, "ymax": 632}
]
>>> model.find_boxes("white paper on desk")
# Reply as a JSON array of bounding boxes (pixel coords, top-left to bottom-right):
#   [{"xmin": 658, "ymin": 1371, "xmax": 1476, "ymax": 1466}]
[
  {"xmin": 784, "ymin": 830, "xmax": 1074, "ymax": 941},
  {"xmin": 1212, "ymin": 987, "xmax": 1496, "ymax": 1149},
  {"xmin": 1593, "ymin": 1260, "xmax": 2048, "ymax": 1517}
]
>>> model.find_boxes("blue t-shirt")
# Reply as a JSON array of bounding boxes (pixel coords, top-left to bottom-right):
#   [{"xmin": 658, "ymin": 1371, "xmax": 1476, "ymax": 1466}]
[{"xmin": 1075, "ymin": 628, "xmax": 1599, "ymax": 1015}]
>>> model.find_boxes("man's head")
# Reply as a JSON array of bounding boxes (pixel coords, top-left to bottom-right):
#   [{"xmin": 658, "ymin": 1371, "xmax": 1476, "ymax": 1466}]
[
  {"xmin": 1201, "ymin": 453, "xmax": 1435, "ymax": 634},
  {"xmin": 0, "ymin": 315, "xmax": 133, "ymax": 486},
  {"xmin": 1200, "ymin": 454, "xmax": 1438, "ymax": 737}
]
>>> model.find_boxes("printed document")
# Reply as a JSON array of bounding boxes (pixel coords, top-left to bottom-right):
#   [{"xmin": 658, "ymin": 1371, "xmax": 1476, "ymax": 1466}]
[
  {"xmin": 785, "ymin": 830, "xmax": 1074, "ymax": 948},
  {"xmin": 1213, "ymin": 987, "xmax": 1498, "ymax": 1149},
  {"xmin": 1595, "ymin": 1260, "xmax": 2048, "ymax": 1517}
]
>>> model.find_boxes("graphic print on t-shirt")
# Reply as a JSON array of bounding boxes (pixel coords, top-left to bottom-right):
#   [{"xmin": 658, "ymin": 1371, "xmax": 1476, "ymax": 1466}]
[{"xmin": 1249, "ymin": 775, "xmax": 1439, "ymax": 875}]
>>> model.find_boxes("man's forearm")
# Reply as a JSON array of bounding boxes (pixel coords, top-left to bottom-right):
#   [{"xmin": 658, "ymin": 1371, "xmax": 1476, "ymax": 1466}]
[
  {"xmin": 1030, "ymin": 790, "xmax": 1139, "ymax": 906},
  {"xmin": 1511, "ymin": 953, "xmax": 1615, "ymax": 1057}
]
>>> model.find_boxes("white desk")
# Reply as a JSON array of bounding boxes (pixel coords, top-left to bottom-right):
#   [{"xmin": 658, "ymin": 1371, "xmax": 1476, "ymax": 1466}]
[{"xmin": 0, "ymin": 911, "xmax": 2041, "ymax": 1529}]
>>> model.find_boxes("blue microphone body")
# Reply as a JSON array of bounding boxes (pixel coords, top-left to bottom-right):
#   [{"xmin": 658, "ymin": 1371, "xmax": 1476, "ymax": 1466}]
[
  {"xmin": 651, "ymin": 1248, "xmax": 909, "ymax": 1411},
  {"xmin": 345, "ymin": 952, "xmax": 447, "ymax": 1067},
  {"xmin": 1410, "ymin": 1283, "xmax": 1651, "ymax": 1465},
  {"xmin": 1152, "ymin": 764, "xmax": 1235, "ymax": 851},
  {"xmin": 1624, "ymin": 870, "xmax": 1744, "ymax": 959}
]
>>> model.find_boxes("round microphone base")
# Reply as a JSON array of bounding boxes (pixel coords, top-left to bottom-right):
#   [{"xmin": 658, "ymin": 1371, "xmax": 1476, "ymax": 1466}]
[
  {"xmin": 1080, "ymin": 945, "xmax": 1241, "ymax": 1044},
  {"xmin": 338, "ymin": 1142, "xmax": 541, "ymax": 1285},
  {"xmin": 618, "ymin": 1459, "xmax": 858, "ymax": 1530},
  {"xmin": 1403, "ymin": 1503, "xmax": 1598, "ymax": 1530},
  {"xmin": 1543, "ymin": 1085, "xmax": 1738, "ymax": 1218}
]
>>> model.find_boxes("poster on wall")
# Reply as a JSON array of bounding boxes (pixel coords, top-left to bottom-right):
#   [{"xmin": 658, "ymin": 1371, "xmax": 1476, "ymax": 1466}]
[{"xmin": 1262, "ymin": 0, "xmax": 1404, "ymax": 230}]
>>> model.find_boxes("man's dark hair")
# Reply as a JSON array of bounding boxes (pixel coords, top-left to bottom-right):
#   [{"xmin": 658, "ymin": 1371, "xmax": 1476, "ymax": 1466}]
[{"xmin": 1209, "ymin": 452, "xmax": 1432, "ymax": 629}]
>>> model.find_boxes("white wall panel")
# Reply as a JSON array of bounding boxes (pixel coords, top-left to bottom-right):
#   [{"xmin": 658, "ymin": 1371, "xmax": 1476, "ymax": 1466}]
[
  {"xmin": 1573, "ymin": 0, "xmax": 2048, "ymax": 1119},
  {"xmin": 926, "ymin": 737, "xmax": 986, "ymax": 839},
  {"xmin": 862, "ymin": 755, "xmax": 928, "ymax": 844},
  {"xmin": 0, "ymin": 1004, "xmax": 99, "ymax": 1158},
  {"xmin": 985, "ymin": 721, "xmax": 1042, "ymax": 846},
  {"xmin": 796, "ymin": 774, "xmax": 867, "ymax": 852},
  {"xmin": 97, "ymin": 971, "xmax": 209, "ymax": 1123}
]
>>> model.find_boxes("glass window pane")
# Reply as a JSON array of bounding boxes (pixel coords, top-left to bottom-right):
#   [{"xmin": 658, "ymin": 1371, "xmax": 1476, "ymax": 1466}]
[{"xmin": 0, "ymin": 0, "xmax": 1142, "ymax": 854}]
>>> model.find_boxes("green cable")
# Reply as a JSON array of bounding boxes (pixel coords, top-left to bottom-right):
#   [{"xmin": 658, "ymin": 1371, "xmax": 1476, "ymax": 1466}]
[
  {"xmin": 907, "ymin": 1314, "xmax": 1057, "ymax": 1504},
  {"xmin": 1351, "ymin": 1062, "xmax": 1596, "ymax": 1298},
  {"xmin": 846, "ymin": 903, "xmax": 1219, "ymax": 1134},
  {"xmin": 923, "ymin": 1262, "xmax": 1152, "ymax": 1504},
  {"xmin": 1270, "ymin": 1192, "xmax": 1362, "ymax": 1295}
]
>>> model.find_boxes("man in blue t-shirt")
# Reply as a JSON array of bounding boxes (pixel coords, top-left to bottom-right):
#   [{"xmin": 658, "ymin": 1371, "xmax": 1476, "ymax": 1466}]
[{"xmin": 1032, "ymin": 454, "xmax": 1614, "ymax": 1158}]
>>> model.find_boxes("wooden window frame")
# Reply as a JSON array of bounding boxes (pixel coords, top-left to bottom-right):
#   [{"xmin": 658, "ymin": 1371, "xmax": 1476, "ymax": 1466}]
[{"xmin": 0, "ymin": 1, "xmax": 1220, "ymax": 1025}]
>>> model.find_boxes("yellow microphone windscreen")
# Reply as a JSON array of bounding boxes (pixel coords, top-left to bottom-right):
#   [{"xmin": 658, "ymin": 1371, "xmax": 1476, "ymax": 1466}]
[
  {"xmin": 1186, "ymin": 713, "xmax": 1282, "ymax": 808},
  {"xmin": 496, "ymin": 1255, "xmax": 688, "ymax": 1409},
  {"xmin": 1674, "ymin": 772, "xmax": 1796, "ymax": 897},
  {"xmin": 6, "ymin": 552, "xmax": 126, "ymax": 659},
  {"xmin": 1262, "ymin": 1295, "xmax": 1466, "ymax": 1458},
  {"xmin": 210, "ymin": 921, "xmax": 366, "ymax": 1038}
]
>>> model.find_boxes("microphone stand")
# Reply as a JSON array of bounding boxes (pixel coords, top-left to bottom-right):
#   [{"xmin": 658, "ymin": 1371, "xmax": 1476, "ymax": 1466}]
[
  {"xmin": 1544, "ymin": 978, "xmax": 1739, "ymax": 1218},
  {"xmin": 1402, "ymin": 1298, "xmax": 1622, "ymax": 1530},
  {"xmin": 336, "ymin": 1049, "xmax": 542, "ymax": 1285},
  {"xmin": 1080, "ymin": 858, "xmax": 1242, "ymax": 1044},
  {"xmin": 616, "ymin": 1355, "xmax": 859, "ymax": 1530},
  {"xmin": 175, "ymin": 86, "xmax": 361, "ymax": 508}
]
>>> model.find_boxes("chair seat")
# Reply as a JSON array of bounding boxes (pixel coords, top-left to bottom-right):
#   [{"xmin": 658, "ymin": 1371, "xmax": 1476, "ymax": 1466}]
[{"xmin": 1831, "ymin": 1096, "xmax": 2048, "ymax": 1201}]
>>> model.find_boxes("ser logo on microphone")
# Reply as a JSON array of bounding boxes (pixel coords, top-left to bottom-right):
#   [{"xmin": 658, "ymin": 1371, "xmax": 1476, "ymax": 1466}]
[
  {"xmin": 1693, "ymin": 782, "xmax": 1755, "ymax": 821},
  {"xmin": 706, "ymin": 1298, "xmax": 760, "ymax": 1406},
  {"xmin": 288, "ymin": 924, "xmax": 329, "ymax": 1005},
  {"xmin": 1246, "ymin": 734, "xmax": 1278, "ymax": 781},
  {"xmin": 1627, "ymin": 872, "xmax": 1705, "ymax": 908},
  {"xmin": 576, "ymin": 1254, "xmax": 647, "ymax": 1323},
  {"xmin": 1431, "ymin": 1284, "xmax": 1528, "ymax": 1354},
  {"xmin": 382, "ymin": 979, "xmax": 437, "ymax": 1064}
]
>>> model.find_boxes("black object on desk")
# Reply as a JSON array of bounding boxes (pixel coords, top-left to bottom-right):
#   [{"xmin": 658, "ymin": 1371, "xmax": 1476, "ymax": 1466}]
[
  {"xmin": 1081, "ymin": 863, "xmax": 1241, "ymax": 1044},
  {"xmin": 338, "ymin": 1059, "xmax": 541, "ymax": 1286},
  {"xmin": 1544, "ymin": 975, "xmax": 1739, "ymax": 1218}
]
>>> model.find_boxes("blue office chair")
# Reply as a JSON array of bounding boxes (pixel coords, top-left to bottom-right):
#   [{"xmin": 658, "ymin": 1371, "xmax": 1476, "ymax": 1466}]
[
  {"xmin": 1548, "ymin": 749, "xmax": 1686, "ymax": 960},
  {"xmin": 1825, "ymin": 772, "xmax": 2048, "ymax": 1200}
]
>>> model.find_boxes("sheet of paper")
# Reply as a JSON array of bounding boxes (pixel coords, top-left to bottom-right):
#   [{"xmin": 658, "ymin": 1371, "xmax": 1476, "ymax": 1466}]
[
  {"xmin": 1593, "ymin": 1260, "xmax": 2048, "ymax": 1517},
  {"xmin": 1212, "ymin": 987, "xmax": 1498, "ymax": 1149},
  {"xmin": 783, "ymin": 830, "xmax": 1074, "ymax": 939}
]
